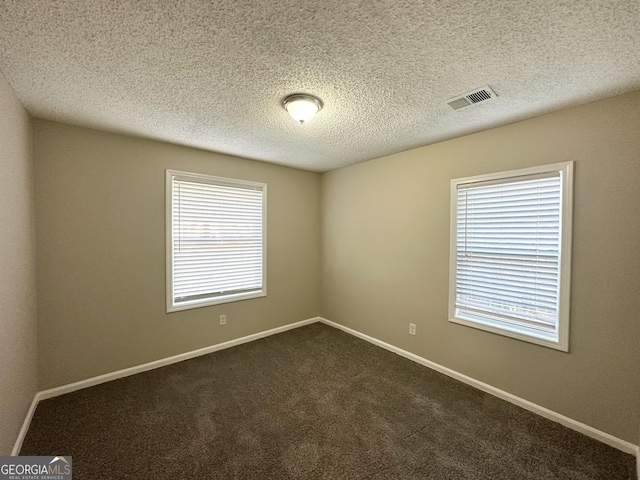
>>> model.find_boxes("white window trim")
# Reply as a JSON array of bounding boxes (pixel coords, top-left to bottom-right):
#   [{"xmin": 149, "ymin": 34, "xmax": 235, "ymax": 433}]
[
  {"xmin": 166, "ymin": 170, "xmax": 267, "ymax": 313},
  {"xmin": 448, "ymin": 161, "xmax": 573, "ymax": 351}
]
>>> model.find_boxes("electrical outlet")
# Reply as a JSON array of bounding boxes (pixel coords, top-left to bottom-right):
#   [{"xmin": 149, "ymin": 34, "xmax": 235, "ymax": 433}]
[
  {"xmin": 409, "ymin": 323, "xmax": 416, "ymax": 336},
  {"xmin": 219, "ymin": 314, "xmax": 227, "ymax": 326}
]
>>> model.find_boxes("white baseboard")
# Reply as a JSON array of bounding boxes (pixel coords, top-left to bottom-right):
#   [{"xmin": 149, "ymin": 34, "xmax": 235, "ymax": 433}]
[
  {"xmin": 11, "ymin": 395, "xmax": 39, "ymax": 456},
  {"xmin": 14, "ymin": 315, "xmax": 639, "ymax": 460},
  {"xmin": 13, "ymin": 316, "xmax": 321, "ymax": 454},
  {"xmin": 38, "ymin": 317, "xmax": 321, "ymax": 401},
  {"xmin": 318, "ymin": 317, "xmax": 639, "ymax": 456}
]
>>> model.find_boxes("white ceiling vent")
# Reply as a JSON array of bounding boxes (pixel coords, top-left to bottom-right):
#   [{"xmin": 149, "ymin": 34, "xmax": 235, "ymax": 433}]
[{"xmin": 447, "ymin": 86, "xmax": 497, "ymax": 110}]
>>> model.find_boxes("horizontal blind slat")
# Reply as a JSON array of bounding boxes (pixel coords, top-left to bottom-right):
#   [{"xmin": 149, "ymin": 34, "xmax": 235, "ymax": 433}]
[
  {"xmin": 172, "ymin": 174, "xmax": 265, "ymax": 305},
  {"xmin": 455, "ymin": 171, "xmax": 563, "ymax": 333}
]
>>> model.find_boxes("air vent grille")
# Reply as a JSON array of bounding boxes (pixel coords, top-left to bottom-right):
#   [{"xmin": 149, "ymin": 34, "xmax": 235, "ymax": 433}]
[{"xmin": 447, "ymin": 86, "xmax": 497, "ymax": 110}]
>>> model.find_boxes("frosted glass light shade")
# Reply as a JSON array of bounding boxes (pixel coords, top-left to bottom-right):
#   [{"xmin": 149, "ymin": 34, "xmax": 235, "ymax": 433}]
[{"xmin": 283, "ymin": 94, "xmax": 323, "ymax": 124}]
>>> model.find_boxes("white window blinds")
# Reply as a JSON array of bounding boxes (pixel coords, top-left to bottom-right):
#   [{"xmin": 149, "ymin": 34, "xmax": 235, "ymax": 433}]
[
  {"xmin": 450, "ymin": 162, "xmax": 573, "ymax": 350},
  {"xmin": 167, "ymin": 171, "xmax": 266, "ymax": 311}
]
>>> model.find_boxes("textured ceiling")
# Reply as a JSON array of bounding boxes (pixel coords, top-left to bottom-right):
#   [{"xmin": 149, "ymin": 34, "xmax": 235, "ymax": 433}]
[{"xmin": 0, "ymin": 1, "xmax": 639, "ymax": 172}]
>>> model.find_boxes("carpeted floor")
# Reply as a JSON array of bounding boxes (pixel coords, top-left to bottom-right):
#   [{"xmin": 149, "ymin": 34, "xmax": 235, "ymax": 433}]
[{"xmin": 21, "ymin": 323, "xmax": 636, "ymax": 479}]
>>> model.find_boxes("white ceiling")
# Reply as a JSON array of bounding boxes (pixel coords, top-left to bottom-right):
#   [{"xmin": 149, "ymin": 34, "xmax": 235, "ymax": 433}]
[{"xmin": 0, "ymin": 1, "xmax": 639, "ymax": 172}]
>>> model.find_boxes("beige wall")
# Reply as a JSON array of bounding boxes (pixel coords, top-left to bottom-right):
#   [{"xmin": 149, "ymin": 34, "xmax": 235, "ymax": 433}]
[
  {"xmin": 321, "ymin": 91, "xmax": 640, "ymax": 444},
  {"xmin": 0, "ymin": 75, "xmax": 37, "ymax": 454},
  {"xmin": 34, "ymin": 120, "xmax": 321, "ymax": 390}
]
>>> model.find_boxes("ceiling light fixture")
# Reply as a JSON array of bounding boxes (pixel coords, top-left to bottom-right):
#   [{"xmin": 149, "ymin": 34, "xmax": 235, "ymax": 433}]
[{"xmin": 282, "ymin": 94, "xmax": 323, "ymax": 124}]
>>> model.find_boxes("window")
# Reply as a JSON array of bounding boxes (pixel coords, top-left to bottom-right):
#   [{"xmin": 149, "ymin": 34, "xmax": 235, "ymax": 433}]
[
  {"xmin": 166, "ymin": 170, "xmax": 266, "ymax": 312},
  {"xmin": 449, "ymin": 162, "xmax": 573, "ymax": 351}
]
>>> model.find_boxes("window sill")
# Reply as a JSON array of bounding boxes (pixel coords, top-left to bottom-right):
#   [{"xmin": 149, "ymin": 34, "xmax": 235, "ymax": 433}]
[
  {"xmin": 449, "ymin": 314, "xmax": 568, "ymax": 352},
  {"xmin": 167, "ymin": 290, "xmax": 266, "ymax": 313}
]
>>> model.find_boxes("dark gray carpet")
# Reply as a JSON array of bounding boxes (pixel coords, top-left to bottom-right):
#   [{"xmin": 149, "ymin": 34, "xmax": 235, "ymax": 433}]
[{"xmin": 21, "ymin": 323, "xmax": 636, "ymax": 479}]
